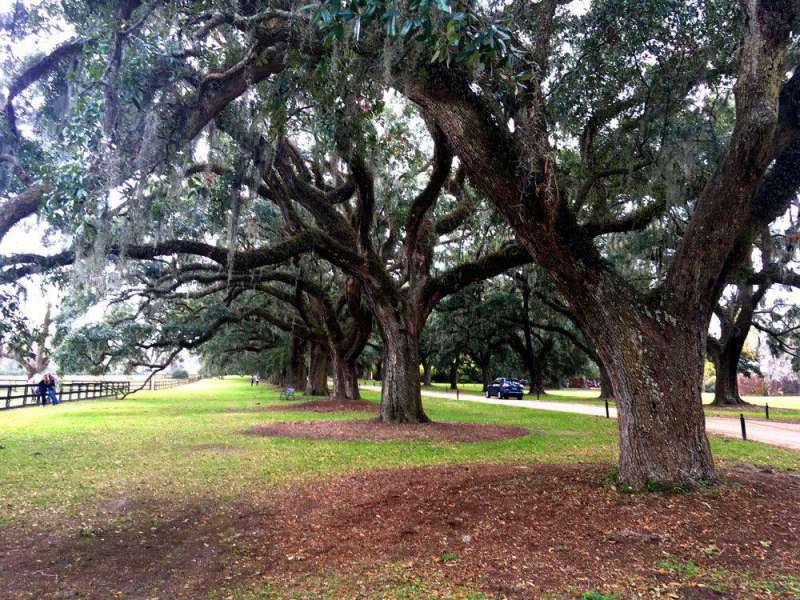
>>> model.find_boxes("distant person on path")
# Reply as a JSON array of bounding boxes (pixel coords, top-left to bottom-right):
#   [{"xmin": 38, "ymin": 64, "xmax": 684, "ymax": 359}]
[{"xmin": 250, "ymin": 375, "xmax": 255, "ymax": 386}]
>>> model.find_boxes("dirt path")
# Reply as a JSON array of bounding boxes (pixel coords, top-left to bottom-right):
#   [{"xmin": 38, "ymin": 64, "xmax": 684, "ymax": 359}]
[{"xmin": 362, "ymin": 385, "xmax": 800, "ymax": 451}]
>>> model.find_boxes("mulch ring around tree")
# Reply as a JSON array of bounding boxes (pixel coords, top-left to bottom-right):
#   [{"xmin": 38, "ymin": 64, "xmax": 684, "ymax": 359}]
[
  {"xmin": 1, "ymin": 463, "xmax": 799, "ymax": 599},
  {"xmin": 264, "ymin": 398, "xmax": 379, "ymax": 413},
  {"xmin": 248, "ymin": 418, "xmax": 530, "ymax": 442}
]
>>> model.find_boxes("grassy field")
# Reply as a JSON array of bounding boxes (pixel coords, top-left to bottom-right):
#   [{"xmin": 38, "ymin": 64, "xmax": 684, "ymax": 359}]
[
  {"xmin": 0, "ymin": 378, "xmax": 616, "ymax": 530},
  {"xmin": 2, "ymin": 378, "xmax": 798, "ymax": 527},
  {"xmin": 1, "ymin": 378, "xmax": 799, "ymax": 598}
]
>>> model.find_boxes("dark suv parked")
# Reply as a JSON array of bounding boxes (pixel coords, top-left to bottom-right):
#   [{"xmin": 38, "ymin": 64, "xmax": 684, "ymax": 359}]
[{"xmin": 486, "ymin": 378, "xmax": 524, "ymax": 399}]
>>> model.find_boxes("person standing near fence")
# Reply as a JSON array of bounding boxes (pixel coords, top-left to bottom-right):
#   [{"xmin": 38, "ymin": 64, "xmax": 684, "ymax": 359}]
[
  {"xmin": 36, "ymin": 374, "xmax": 49, "ymax": 405},
  {"xmin": 43, "ymin": 373, "xmax": 59, "ymax": 405}
]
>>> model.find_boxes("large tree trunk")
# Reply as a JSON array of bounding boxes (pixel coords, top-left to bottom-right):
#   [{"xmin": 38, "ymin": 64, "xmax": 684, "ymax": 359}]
[
  {"xmin": 591, "ymin": 306, "xmax": 715, "ymax": 490},
  {"xmin": 529, "ymin": 363, "xmax": 545, "ymax": 396},
  {"xmin": 288, "ymin": 334, "xmax": 306, "ymax": 390},
  {"xmin": 370, "ymin": 301, "xmax": 428, "ymax": 424},
  {"xmin": 379, "ymin": 328, "xmax": 427, "ymax": 422},
  {"xmin": 331, "ymin": 350, "xmax": 361, "ymax": 400},
  {"xmin": 305, "ymin": 341, "xmax": 329, "ymax": 396},
  {"xmin": 344, "ymin": 359, "xmax": 360, "ymax": 400},
  {"xmin": 413, "ymin": 77, "xmax": 715, "ymax": 486},
  {"xmin": 711, "ymin": 336, "xmax": 750, "ymax": 406},
  {"xmin": 330, "ymin": 350, "xmax": 348, "ymax": 399},
  {"xmin": 422, "ymin": 357, "xmax": 433, "ymax": 386},
  {"xmin": 598, "ymin": 362, "xmax": 614, "ymax": 399},
  {"xmin": 448, "ymin": 356, "xmax": 459, "ymax": 390},
  {"xmin": 327, "ymin": 275, "xmax": 370, "ymax": 401}
]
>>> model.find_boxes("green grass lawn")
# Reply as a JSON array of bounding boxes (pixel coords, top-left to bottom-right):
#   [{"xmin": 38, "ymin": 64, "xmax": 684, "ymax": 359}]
[{"xmin": 1, "ymin": 377, "xmax": 798, "ymax": 534}]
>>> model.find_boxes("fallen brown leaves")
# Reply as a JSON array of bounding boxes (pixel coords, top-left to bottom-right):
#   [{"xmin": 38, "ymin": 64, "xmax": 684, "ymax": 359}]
[
  {"xmin": 264, "ymin": 398, "xmax": 379, "ymax": 413},
  {"xmin": 1, "ymin": 463, "xmax": 799, "ymax": 598},
  {"xmin": 248, "ymin": 419, "xmax": 530, "ymax": 442}
]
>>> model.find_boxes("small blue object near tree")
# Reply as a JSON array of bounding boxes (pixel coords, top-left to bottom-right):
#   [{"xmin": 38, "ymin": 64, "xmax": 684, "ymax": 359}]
[{"xmin": 280, "ymin": 387, "xmax": 295, "ymax": 401}]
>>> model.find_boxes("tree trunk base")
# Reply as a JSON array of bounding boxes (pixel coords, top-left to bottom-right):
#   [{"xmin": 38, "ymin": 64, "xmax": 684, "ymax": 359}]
[
  {"xmin": 601, "ymin": 318, "xmax": 716, "ymax": 491},
  {"xmin": 709, "ymin": 396, "xmax": 753, "ymax": 407},
  {"xmin": 378, "ymin": 328, "xmax": 428, "ymax": 424}
]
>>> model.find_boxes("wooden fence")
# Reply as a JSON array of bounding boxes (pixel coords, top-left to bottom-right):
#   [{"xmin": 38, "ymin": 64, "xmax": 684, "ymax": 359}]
[
  {"xmin": 0, "ymin": 376, "xmax": 202, "ymax": 410},
  {"xmin": 0, "ymin": 380, "xmax": 131, "ymax": 410},
  {"xmin": 146, "ymin": 376, "xmax": 201, "ymax": 391}
]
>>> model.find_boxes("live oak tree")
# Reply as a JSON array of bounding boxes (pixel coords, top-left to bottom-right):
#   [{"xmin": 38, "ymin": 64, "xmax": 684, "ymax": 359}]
[
  {"xmin": 317, "ymin": 0, "xmax": 800, "ymax": 487},
  {"xmin": 215, "ymin": 99, "xmax": 531, "ymax": 422},
  {"xmin": 0, "ymin": 302, "xmax": 53, "ymax": 377},
  {"xmin": 708, "ymin": 226, "xmax": 800, "ymax": 404},
  {"xmin": 54, "ymin": 296, "xmax": 256, "ymax": 385}
]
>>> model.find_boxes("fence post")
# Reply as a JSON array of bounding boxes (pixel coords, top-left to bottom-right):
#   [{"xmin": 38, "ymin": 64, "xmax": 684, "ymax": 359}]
[
  {"xmin": 605, "ymin": 398, "xmax": 610, "ymax": 418},
  {"xmin": 765, "ymin": 403, "xmax": 769, "ymax": 420},
  {"xmin": 740, "ymin": 413, "xmax": 747, "ymax": 440},
  {"xmin": 5, "ymin": 385, "xmax": 11, "ymax": 409},
  {"xmin": 23, "ymin": 384, "xmax": 29, "ymax": 406}
]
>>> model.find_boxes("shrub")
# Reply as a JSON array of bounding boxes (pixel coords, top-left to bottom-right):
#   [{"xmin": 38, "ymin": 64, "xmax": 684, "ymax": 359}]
[{"xmin": 171, "ymin": 368, "xmax": 189, "ymax": 379}]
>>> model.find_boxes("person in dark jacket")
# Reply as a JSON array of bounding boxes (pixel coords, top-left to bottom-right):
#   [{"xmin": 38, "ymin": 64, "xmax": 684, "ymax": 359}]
[{"xmin": 41, "ymin": 373, "xmax": 59, "ymax": 405}]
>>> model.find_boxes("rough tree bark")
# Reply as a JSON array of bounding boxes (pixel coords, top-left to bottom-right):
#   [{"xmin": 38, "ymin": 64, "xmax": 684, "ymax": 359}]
[
  {"xmin": 371, "ymin": 302, "xmax": 428, "ymax": 423},
  {"xmin": 448, "ymin": 355, "xmax": 459, "ymax": 390},
  {"xmin": 421, "ymin": 357, "xmax": 433, "ymax": 386},
  {"xmin": 305, "ymin": 341, "xmax": 329, "ymax": 396},
  {"xmin": 288, "ymin": 334, "xmax": 306, "ymax": 390},
  {"xmin": 709, "ymin": 343, "xmax": 749, "ymax": 406},
  {"xmin": 598, "ymin": 362, "xmax": 615, "ymax": 400},
  {"xmin": 579, "ymin": 292, "xmax": 715, "ymax": 489},
  {"xmin": 330, "ymin": 349, "xmax": 362, "ymax": 400}
]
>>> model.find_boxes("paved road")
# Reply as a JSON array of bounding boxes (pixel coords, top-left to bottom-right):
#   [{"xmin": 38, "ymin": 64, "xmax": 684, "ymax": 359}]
[{"xmin": 362, "ymin": 385, "xmax": 800, "ymax": 451}]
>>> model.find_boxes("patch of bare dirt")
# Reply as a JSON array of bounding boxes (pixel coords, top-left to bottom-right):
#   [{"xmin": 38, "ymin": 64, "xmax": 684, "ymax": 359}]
[
  {"xmin": 265, "ymin": 398, "xmax": 378, "ymax": 413},
  {"xmin": 248, "ymin": 418, "xmax": 529, "ymax": 442},
  {"xmin": 1, "ymin": 464, "xmax": 799, "ymax": 599}
]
